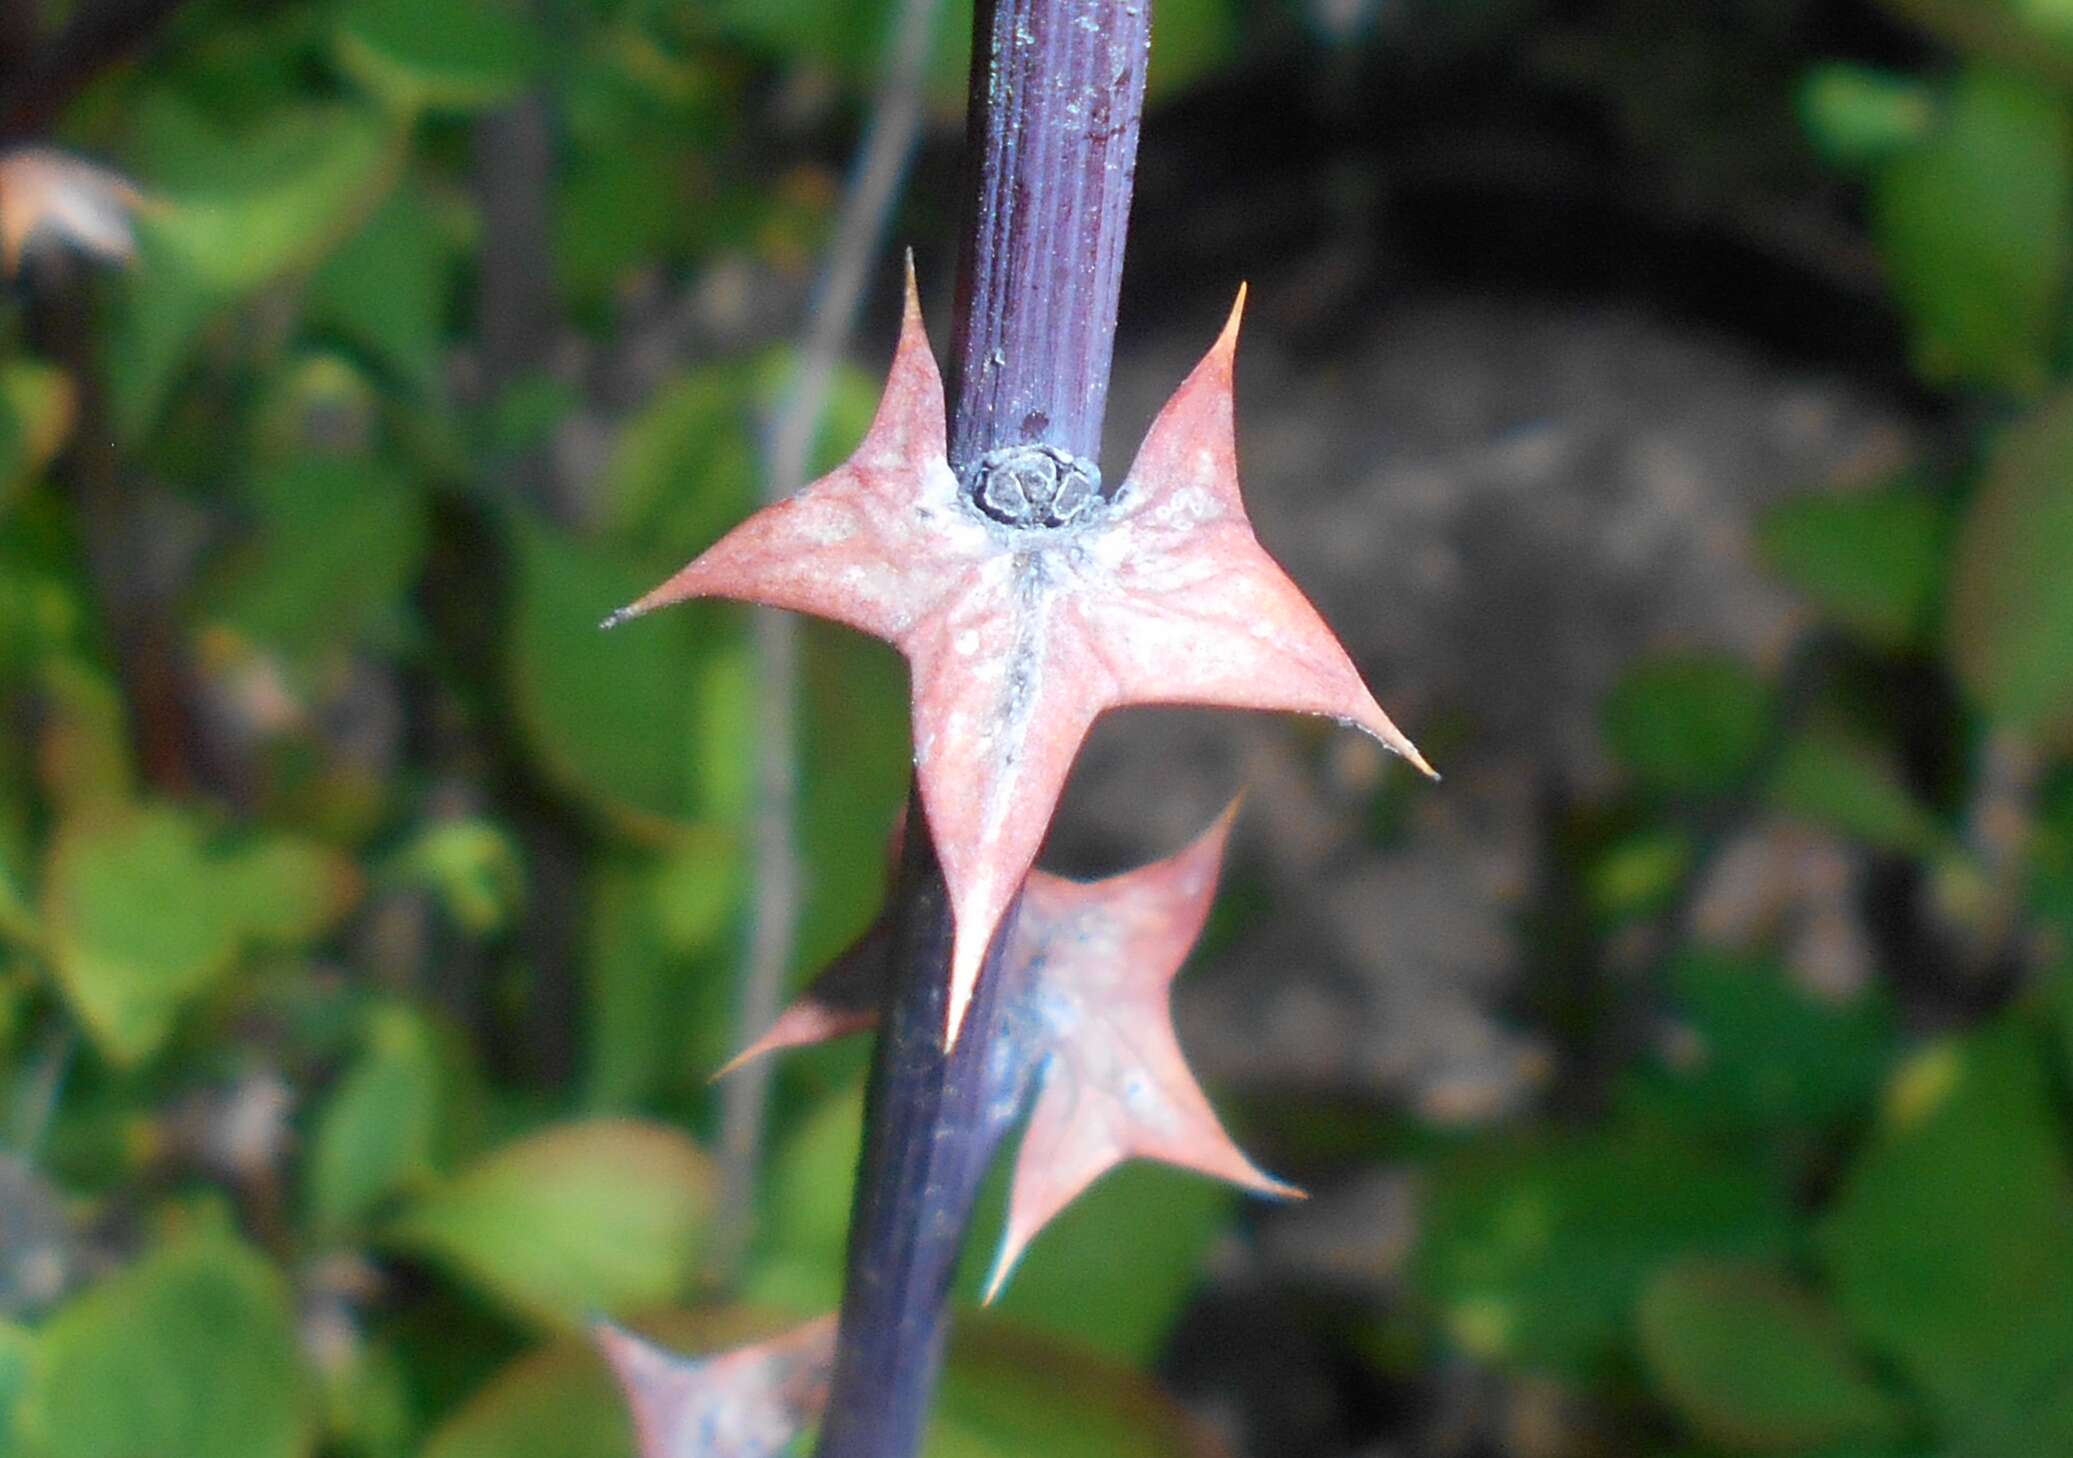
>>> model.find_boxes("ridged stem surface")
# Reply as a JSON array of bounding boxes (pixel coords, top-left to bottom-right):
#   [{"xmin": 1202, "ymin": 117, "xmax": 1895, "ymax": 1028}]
[{"xmin": 812, "ymin": 3, "xmax": 1151, "ymax": 1455}]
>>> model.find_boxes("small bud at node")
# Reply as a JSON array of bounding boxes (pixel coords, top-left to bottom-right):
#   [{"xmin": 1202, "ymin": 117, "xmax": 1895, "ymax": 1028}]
[{"xmin": 962, "ymin": 444, "xmax": 1104, "ymax": 530}]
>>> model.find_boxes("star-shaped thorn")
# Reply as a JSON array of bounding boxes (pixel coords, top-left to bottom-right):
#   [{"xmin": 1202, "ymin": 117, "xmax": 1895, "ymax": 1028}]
[
  {"xmin": 593, "ymin": 1316, "xmax": 836, "ymax": 1458},
  {"xmin": 721, "ymin": 801, "xmax": 1302, "ymax": 1303},
  {"xmin": 607, "ymin": 257, "xmax": 1432, "ymax": 1049}
]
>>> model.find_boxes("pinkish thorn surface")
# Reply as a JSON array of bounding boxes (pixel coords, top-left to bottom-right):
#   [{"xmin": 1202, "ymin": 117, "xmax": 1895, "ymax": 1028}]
[
  {"xmin": 727, "ymin": 799, "xmax": 1304, "ymax": 1304},
  {"xmin": 593, "ymin": 1317, "xmax": 837, "ymax": 1458},
  {"xmin": 611, "ymin": 264, "xmax": 1432, "ymax": 1052},
  {"xmin": 977, "ymin": 802, "xmax": 1303, "ymax": 1301},
  {"xmin": 712, "ymin": 915, "xmax": 892, "ymax": 1078}
]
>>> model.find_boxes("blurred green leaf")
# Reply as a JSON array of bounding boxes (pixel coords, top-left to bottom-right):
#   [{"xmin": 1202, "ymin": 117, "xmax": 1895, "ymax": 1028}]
[
  {"xmin": 0, "ymin": 391, "xmax": 17, "ymax": 511},
  {"xmin": 1764, "ymin": 729, "xmax": 1945, "ymax": 855},
  {"xmin": 385, "ymin": 1118, "xmax": 715, "ymax": 1326},
  {"xmin": 745, "ymin": 1084, "xmax": 862, "ymax": 1313},
  {"xmin": 2022, "ymin": 0, "xmax": 2073, "ymax": 44},
  {"xmin": 1873, "ymin": 70, "xmax": 2072, "ymax": 393},
  {"xmin": 25, "ymin": 1232, "xmax": 307, "ymax": 1458},
  {"xmin": 416, "ymin": 1320, "xmax": 641, "ymax": 1458},
  {"xmin": 1943, "ymin": 1351, "xmax": 2073, "ymax": 1458},
  {"xmin": 0, "ymin": 363, "xmax": 73, "ymax": 506},
  {"xmin": 508, "ymin": 518, "xmax": 721, "ymax": 829},
  {"xmin": 0, "ymin": 1320, "xmax": 29, "ymax": 1454},
  {"xmin": 553, "ymin": 143, "xmax": 691, "ymax": 306},
  {"xmin": 934, "ymin": 1318, "xmax": 1226, "ymax": 1457},
  {"xmin": 1625, "ymin": 951, "xmax": 1894, "ymax": 1140},
  {"xmin": 1819, "ymin": 1020, "xmax": 2073, "ymax": 1423},
  {"xmin": 602, "ymin": 346, "xmax": 876, "ymax": 566},
  {"xmin": 388, "ymin": 820, "xmax": 526, "ymax": 936},
  {"xmin": 138, "ymin": 102, "xmax": 397, "ymax": 292},
  {"xmin": 336, "ymin": 0, "xmax": 542, "ymax": 115},
  {"xmin": 688, "ymin": 634, "xmax": 756, "ymax": 827},
  {"xmin": 1587, "ymin": 826, "xmax": 1693, "ymax": 924},
  {"xmin": 42, "ymin": 807, "xmax": 244, "ymax": 1064},
  {"xmin": 110, "ymin": 100, "xmax": 397, "ymax": 438},
  {"xmin": 377, "ymin": 1284, "xmax": 528, "ymax": 1427},
  {"xmin": 1413, "ymin": 1124, "xmax": 1793, "ymax": 1374},
  {"xmin": 207, "ymin": 457, "xmax": 429, "ymax": 657},
  {"xmin": 308, "ymin": 183, "xmax": 449, "ymax": 391},
  {"xmin": 1656, "ymin": 1449, "xmax": 1926, "ymax": 1458},
  {"xmin": 308, "ymin": 1003, "xmax": 444, "ymax": 1236},
  {"xmin": 1638, "ymin": 1260, "xmax": 1904, "ymax": 1451},
  {"xmin": 559, "ymin": 14, "xmax": 722, "ymax": 144},
  {"xmin": 1603, "ymin": 655, "xmax": 1774, "ymax": 796},
  {"xmin": 1144, "ymin": 0, "xmax": 1239, "ymax": 102},
  {"xmin": 1948, "ymin": 390, "xmax": 2073, "ymax": 731},
  {"xmin": 218, "ymin": 835, "xmax": 363, "ymax": 947},
  {"xmin": 34, "ymin": 658, "xmax": 133, "ymax": 817},
  {"xmin": 246, "ymin": 352, "xmax": 383, "ymax": 462},
  {"xmin": 0, "ymin": 858, "xmax": 37, "ymax": 950},
  {"xmin": 1758, "ymin": 485, "xmax": 1950, "ymax": 648},
  {"xmin": 0, "ymin": 418, "xmax": 18, "ymax": 539},
  {"xmin": 651, "ymin": 835, "xmax": 742, "ymax": 955},
  {"xmin": 103, "ymin": 237, "xmax": 218, "ymax": 443},
  {"xmin": 968, "ymin": 1162, "xmax": 1237, "ymax": 1364},
  {"xmin": 599, "ymin": 365, "xmax": 757, "ymax": 559},
  {"xmin": 486, "ymin": 374, "xmax": 583, "ymax": 456},
  {"xmin": 580, "ymin": 852, "xmax": 738, "ymax": 1112},
  {"xmin": 711, "ymin": 0, "xmax": 973, "ymax": 108},
  {"xmin": 796, "ymin": 622, "xmax": 910, "ymax": 970},
  {"xmin": 2033, "ymin": 771, "xmax": 2073, "ymax": 945},
  {"xmin": 314, "ymin": 1334, "xmax": 415, "ymax": 1458},
  {"xmin": 1801, "ymin": 64, "xmax": 1938, "ymax": 170}
]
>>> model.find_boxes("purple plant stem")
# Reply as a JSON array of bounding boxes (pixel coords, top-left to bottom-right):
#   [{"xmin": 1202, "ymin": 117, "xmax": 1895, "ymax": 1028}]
[
  {"xmin": 812, "ymin": 4, "xmax": 1151, "ymax": 1456},
  {"xmin": 947, "ymin": 0, "xmax": 1153, "ymax": 469},
  {"xmin": 811, "ymin": 787, "xmax": 1027, "ymax": 1458}
]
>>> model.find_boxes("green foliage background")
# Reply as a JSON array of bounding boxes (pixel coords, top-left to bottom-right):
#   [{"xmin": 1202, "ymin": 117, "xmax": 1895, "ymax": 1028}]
[{"xmin": 3, "ymin": 0, "xmax": 2073, "ymax": 1456}]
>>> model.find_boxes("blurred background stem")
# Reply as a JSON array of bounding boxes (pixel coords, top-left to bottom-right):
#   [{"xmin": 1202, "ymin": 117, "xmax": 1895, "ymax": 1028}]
[
  {"xmin": 813, "ymin": 2, "xmax": 1152, "ymax": 1454},
  {"xmin": 710, "ymin": 0, "xmax": 947, "ymax": 1290}
]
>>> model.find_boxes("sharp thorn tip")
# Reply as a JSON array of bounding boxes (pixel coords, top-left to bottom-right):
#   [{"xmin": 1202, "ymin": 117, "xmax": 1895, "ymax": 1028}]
[{"xmin": 980, "ymin": 1253, "xmax": 1013, "ymax": 1306}]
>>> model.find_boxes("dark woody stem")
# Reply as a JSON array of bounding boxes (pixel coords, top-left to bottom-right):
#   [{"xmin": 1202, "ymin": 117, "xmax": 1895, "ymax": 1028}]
[
  {"xmin": 812, "ymin": 3, "xmax": 1152, "ymax": 1456},
  {"xmin": 947, "ymin": 0, "xmax": 1151, "ymax": 470},
  {"xmin": 810, "ymin": 787, "xmax": 1024, "ymax": 1458}
]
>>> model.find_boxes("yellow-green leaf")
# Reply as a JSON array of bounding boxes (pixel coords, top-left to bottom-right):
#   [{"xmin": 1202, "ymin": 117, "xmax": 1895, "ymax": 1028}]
[
  {"xmin": 308, "ymin": 1004, "xmax": 444, "ymax": 1236},
  {"xmin": 41, "ymin": 807, "xmax": 362, "ymax": 1064},
  {"xmin": 1874, "ymin": 70, "xmax": 2073, "ymax": 393},
  {"xmin": 25, "ymin": 1233, "xmax": 307, "ymax": 1458},
  {"xmin": 42, "ymin": 808, "xmax": 246, "ymax": 1065},
  {"xmin": 386, "ymin": 1119, "xmax": 715, "ymax": 1326},
  {"xmin": 1758, "ymin": 484, "xmax": 1950, "ymax": 649}
]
